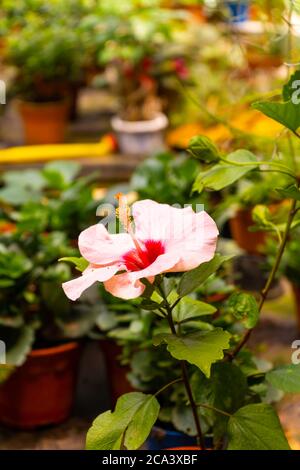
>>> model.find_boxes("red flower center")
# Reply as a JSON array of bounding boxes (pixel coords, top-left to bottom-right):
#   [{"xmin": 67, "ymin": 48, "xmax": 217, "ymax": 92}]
[{"xmin": 122, "ymin": 240, "xmax": 165, "ymax": 272}]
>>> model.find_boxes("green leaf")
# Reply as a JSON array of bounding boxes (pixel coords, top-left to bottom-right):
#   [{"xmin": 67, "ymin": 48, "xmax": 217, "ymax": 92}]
[
  {"xmin": 153, "ymin": 329, "xmax": 231, "ymax": 378},
  {"xmin": 86, "ymin": 392, "xmax": 159, "ymax": 450},
  {"xmin": 266, "ymin": 364, "xmax": 300, "ymax": 393},
  {"xmin": 276, "ymin": 184, "xmax": 300, "ymax": 201},
  {"xmin": 193, "ymin": 166, "xmax": 250, "ymax": 192},
  {"xmin": 251, "ymin": 204, "xmax": 279, "ymax": 231},
  {"xmin": 212, "ymin": 363, "xmax": 248, "ymax": 414},
  {"xmin": 3, "ymin": 326, "xmax": 35, "ymax": 367},
  {"xmin": 226, "ymin": 292, "xmax": 259, "ymax": 329},
  {"xmin": 140, "ymin": 299, "xmax": 162, "ymax": 311},
  {"xmin": 282, "ymin": 70, "xmax": 300, "ymax": 101},
  {"xmin": 251, "ymin": 204, "xmax": 283, "ymax": 239},
  {"xmin": 56, "ymin": 303, "xmax": 105, "ymax": 338},
  {"xmin": 0, "ymin": 365, "xmax": 15, "ymax": 384},
  {"xmin": 192, "ymin": 363, "xmax": 247, "ymax": 411},
  {"xmin": 59, "ymin": 256, "xmax": 88, "ymax": 272},
  {"xmin": 177, "ymin": 254, "xmax": 232, "ymax": 297},
  {"xmin": 43, "ymin": 161, "xmax": 80, "ymax": 189},
  {"xmin": 225, "ymin": 149, "xmax": 258, "ymax": 165},
  {"xmin": 193, "ymin": 150, "xmax": 257, "ymax": 192},
  {"xmin": 172, "ymin": 297, "xmax": 216, "ymax": 323},
  {"xmin": 172, "ymin": 405, "xmax": 201, "ymax": 436},
  {"xmin": 228, "ymin": 404, "xmax": 290, "ymax": 450},
  {"xmin": 252, "ymin": 99, "xmax": 300, "ymax": 132},
  {"xmin": 192, "ymin": 363, "xmax": 248, "ymax": 442},
  {"xmin": 0, "ymin": 186, "xmax": 40, "ymax": 205},
  {"xmin": 188, "ymin": 135, "xmax": 220, "ymax": 163}
]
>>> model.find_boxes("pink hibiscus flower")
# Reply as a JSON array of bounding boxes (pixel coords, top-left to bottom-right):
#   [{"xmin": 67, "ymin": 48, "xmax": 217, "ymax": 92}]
[{"xmin": 62, "ymin": 199, "xmax": 218, "ymax": 301}]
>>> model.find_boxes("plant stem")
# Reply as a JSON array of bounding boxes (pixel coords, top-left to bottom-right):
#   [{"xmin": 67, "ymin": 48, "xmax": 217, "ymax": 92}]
[
  {"xmin": 229, "ymin": 191, "xmax": 298, "ymax": 360},
  {"xmin": 154, "ymin": 378, "xmax": 182, "ymax": 397},
  {"xmin": 170, "ymin": 297, "xmax": 182, "ymax": 311},
  {"xmin": 158, "ymin": 284, "xmax": 206, "ymax": 450},
  {"xmin": 219, "ymin": 154, "xmax": 297, "ymax": 179},
  {"xmin": 229, "ymin": 125, "xmax": 300, "ymax": 360},
  {"xmin": 196, "ymin": 402, "xmax": 232, "ymax": 418}
]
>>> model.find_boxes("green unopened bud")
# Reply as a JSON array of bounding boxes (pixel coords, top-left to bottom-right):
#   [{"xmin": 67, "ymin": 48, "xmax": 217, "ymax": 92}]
[{"xmin": 188, "ymin": 135, "xmax": 220, "ymax": 163}]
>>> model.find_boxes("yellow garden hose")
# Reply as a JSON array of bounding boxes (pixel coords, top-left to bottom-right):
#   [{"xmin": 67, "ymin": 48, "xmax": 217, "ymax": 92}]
[{"xmin": 0, "ymin": 135, "xmax": 116, "ymax": 164}]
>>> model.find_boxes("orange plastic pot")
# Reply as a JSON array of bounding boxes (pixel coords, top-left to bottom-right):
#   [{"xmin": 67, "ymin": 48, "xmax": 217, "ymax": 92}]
[
  {"xmin": 100, "ymin": 340, "xmax": 134, "ymax": 407},
  {"xmin": 229, "ymin": 208, "xmax": 266, "ymax": 254},
  {"xmin": 18, "ymin": 100, "xmax": 68, "ymax": 144},
  {"xmin": 0, "ymin": 341, "xmax": 81, "ymax": 429}
]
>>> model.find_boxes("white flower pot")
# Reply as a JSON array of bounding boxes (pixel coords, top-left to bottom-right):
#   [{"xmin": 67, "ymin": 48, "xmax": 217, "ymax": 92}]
[{"xmin": 111, "ymin": 113, "xmax": 168, "ymax": 156}]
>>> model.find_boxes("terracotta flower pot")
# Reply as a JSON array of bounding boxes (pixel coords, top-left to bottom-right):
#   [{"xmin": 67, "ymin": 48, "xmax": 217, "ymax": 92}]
[
  {"xmin": 204, "ymin": 293, "xmax": 229, "ymax": 304},
  {"xmin": 291, "ymin": 283, "xmax": 300, "ymax": 332},
  {"xmin": 246, "ymin": 52, "xmax": 283, "ymax": 69},
  {"xmin": 229, "ymin": 208, "xmax": 266, "ymax": 254},
  {"xmin": 0, "ymin": 341, "xmax": 81, "ymax": 429},
  {"xmin": 100, "ymin": 340, "xmax": 134, "ymax": 407},
  {"xmin": 18, "ymin": 100, "xmax": 69, "ymax": 144}
]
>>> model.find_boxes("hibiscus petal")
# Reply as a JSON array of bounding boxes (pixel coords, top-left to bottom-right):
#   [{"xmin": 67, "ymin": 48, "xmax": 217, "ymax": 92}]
[
  {"xmin": 132, "ymin": 200, "xmax": 218, "ymax": 272},
  {"xmin": 62, "ymin": 264, "xmax": 119, "ymax": 301},
  {"xmin": 132, "ymin": 199, "xmax": 198, "ymax": 242},
  {"xmin": 104, "ymin": 272, "xmax": 145, "ymax": 300},
  {"xmin": 104, "ymin": 252, "xmax": 179, "ymax": 300},
  {"xmin": 169, "ymin": 210, "xmax": 219, "ymax": 271},
  {"xmin": 78, "ymin": 223, "xmax": 134, "ymax": 264}
]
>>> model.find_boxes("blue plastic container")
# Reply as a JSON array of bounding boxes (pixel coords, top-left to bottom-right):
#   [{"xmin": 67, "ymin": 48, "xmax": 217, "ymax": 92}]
[
  {"xmin": 225, "ymin": 1, "xmax": 249, "ymax": 23},
  {"xmin": 146, "ymin": 426, "xmax": 197, "ymax": 450}
]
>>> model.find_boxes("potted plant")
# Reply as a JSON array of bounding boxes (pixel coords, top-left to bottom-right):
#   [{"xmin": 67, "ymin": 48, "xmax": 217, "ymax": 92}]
[
  {"xmin": 0, "ymin": 160, "xmax": 100, "ymax": 241},
  {"xmin": 0, "ymin": 162, "xmax": 103, "ymax": 429},
  {"xmin": 0, "ymin": 231, "xmax": 83, "ymax": 429},
  {"xmin": 62, "ymin": 197, "xmax": 294, "ymax": 450},
  {"xmin": 94, "ymin": 274, "xmax": 240, "ymax": 450},
  {"xmin": 4, "ymin": 17, "xmax": 86, "ymax": 143},
  {"xmin": 62, "ymin": 74, "xmax": 300, "ymax": 449},
  {"xmin": 87, "ymin": 1, "xmax": 192, "ymax": 155}
]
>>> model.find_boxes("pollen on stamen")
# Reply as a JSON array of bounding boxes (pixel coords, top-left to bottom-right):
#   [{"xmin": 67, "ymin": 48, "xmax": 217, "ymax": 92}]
[{"xmin": 115, "ymin": 192, "xmax": 132, "ymax": 232}]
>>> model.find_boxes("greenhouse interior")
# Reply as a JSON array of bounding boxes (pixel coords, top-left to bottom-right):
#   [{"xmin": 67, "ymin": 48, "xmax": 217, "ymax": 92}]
[{"xmin": 0, "ymin": 0, "xmax": 300, "ymax": 454}]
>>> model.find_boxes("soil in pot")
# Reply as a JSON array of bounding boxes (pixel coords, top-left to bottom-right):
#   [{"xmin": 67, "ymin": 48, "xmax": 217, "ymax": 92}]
[
  {"xmin": 18, "ymin": 100, "xmax": 69, "ymax": 144},
  {"xmin": 111, "ymin": 113, "xmax": 168, "ymax": 156},
  {"xmin": 100, "ymin": 340, "xmax": 134, "ymax": 407},
  {"xmin": 0, "ymin": 341, "xmax": 81, "ymax": 430},
  {"xmin": 229, "ymin": 208, "xmax": 266, "ymax": 254}
]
